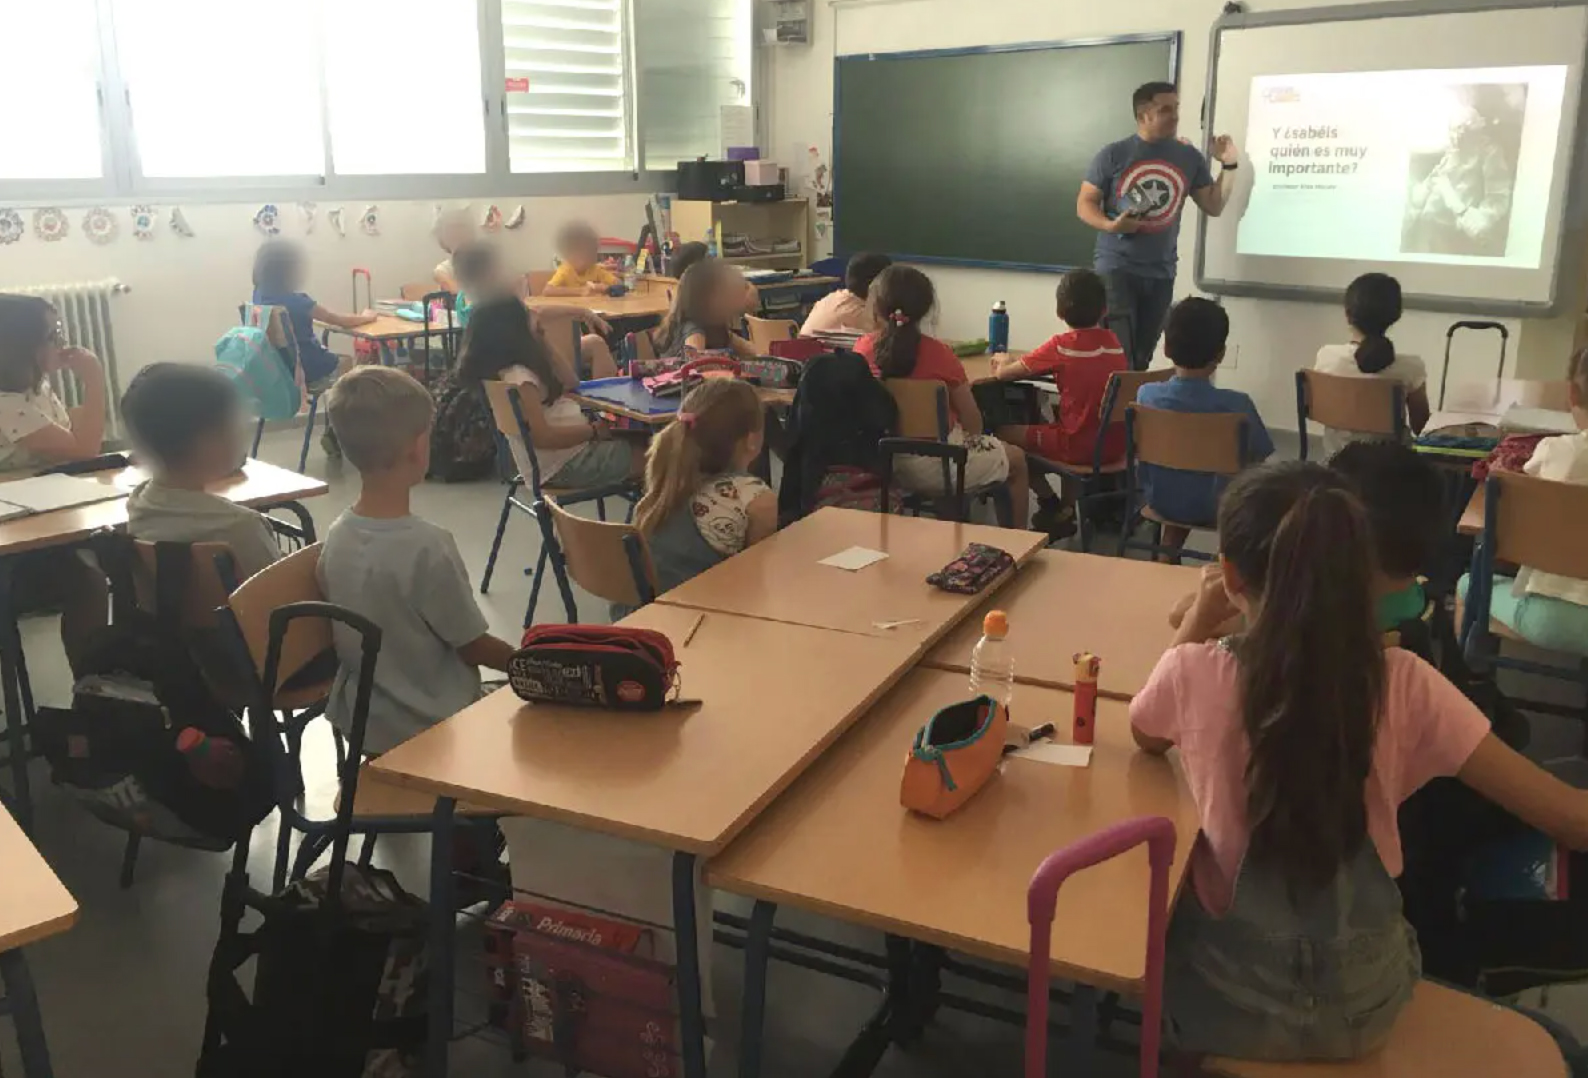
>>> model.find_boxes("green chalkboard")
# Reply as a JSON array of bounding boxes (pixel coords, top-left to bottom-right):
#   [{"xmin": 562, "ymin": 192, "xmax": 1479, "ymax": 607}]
[{"xmin": 833, "ymin": 36, "xmax": 1179, "ymax": 270}]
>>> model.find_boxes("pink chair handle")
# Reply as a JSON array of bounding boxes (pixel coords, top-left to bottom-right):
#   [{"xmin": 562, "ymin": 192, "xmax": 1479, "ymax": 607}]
[{"xmin": 1025, "ymin": 816, "xmax": 1176, "ymax": 1078}]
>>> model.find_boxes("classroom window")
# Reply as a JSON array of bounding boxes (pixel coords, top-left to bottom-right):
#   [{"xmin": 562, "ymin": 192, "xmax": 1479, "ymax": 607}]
[
  {"xmin": 324, "ymin": 0, "xmax": 488, "ymax": 175},
  {"xmin": 112, "ymin": 0, "xmax": 327, "ymax": 180},
  {"xmin": 499, "ymin": 0, "xmax": 633, "ymax": 174},
  {"xmin": 635, "ymin": 0, "xmax": 754, "ymax": 170},
  {"xmin": 0, "ymin": 1, "xmax": 106, "ymax": 182}
]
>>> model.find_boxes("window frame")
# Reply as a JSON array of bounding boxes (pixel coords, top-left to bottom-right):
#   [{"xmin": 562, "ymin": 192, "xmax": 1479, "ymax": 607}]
[{"xmin": 0, "ymin": 0, "xmax": 722, "ymax": 204}]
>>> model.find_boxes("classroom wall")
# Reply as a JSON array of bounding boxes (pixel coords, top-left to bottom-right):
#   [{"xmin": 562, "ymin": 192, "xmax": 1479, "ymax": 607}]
[
  {"xmin": 765, "ymin": 0, "xmax": 1585, "ymax": 428},
  {"xmin": 0, "ymin": 194, "xmax": 650, "ymax": 383}
]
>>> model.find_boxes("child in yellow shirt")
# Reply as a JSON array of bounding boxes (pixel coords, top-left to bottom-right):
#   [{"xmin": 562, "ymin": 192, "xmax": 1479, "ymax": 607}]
[{"xmin": 544, "ymin": 222, "xmax": 618, "ymax": 297}]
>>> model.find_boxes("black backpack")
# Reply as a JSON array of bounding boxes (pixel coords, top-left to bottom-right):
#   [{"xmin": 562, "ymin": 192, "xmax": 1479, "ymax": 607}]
[
  {"xmin": 32, "ymin": 534, "xmax": 275, "ymax": 851},
  {"xmin": 777, "ymin": 351, "xmax": 898, "ymax": 523},
  {"xmin": 428, "ymin": 372, "xmax": 497, "ymax": 483}
]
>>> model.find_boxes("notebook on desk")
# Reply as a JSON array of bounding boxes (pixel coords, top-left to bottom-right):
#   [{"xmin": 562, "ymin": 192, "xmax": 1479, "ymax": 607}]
[
  {"xmin": 574, "ymin": 377, "xmax": 680, "ymax": 416},
  {"xmin": 0, "ymin": 473, "xmax": 125, "ymax": 521},
  {"xmin": 1501, "ymin": 406, "xmax": 1576, "ymax": 436}
]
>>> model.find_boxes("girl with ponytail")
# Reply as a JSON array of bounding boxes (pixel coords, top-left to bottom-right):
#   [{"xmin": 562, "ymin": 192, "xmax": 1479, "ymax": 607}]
[
  {"xmin": 1313, "ymin": 272, "xmax": 1431, "ymax": 454},
  {"xmin": 855, "ymin": 266, "xmax": 1031, "ymax": 527},
  {"xmin": 630, "ymin": 379, "xmax": 776, "ymax": 611},
  {"xmin": 1132, "ymin": 460, "xmax": 1588, "ymax": 1063}
]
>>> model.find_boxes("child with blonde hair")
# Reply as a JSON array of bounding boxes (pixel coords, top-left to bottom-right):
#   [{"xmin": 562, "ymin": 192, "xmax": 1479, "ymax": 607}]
[
  {"xmin": 432, "ymin": 209, "xmax": 476, "ymax": 293},
  {"xmin": 633, "ymin": 379, "xmax": 776, "ymax": 601}
]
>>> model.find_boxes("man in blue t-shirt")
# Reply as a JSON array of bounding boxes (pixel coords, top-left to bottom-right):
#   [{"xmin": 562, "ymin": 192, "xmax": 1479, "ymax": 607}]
[{"xmin": 1078, "ymin": 81, "xmax": 1239, "ymax": 371}]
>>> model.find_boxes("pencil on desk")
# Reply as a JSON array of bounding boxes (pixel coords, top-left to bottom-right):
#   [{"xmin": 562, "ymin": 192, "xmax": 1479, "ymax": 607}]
[{"xmin": 682, "ymin": 612, "xmax": 705, "ymax": 647}]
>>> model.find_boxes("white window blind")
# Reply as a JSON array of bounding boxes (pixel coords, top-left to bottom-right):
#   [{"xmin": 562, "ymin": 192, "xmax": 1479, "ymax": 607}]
[
  {"xmin": 499, "ymin": 0, "xmax": 631, "ymax": 173},
  {"xmin": 325, "ymin": 0, "xmax": 487, "ymax": 175},
  {"xmin": 114, "ymin": 0, "xmax": 325, "ymax": 180},
  {"xmin": 0, "ymin": 1, "xmax": 105, "ymax": 181},
  {"xmin": 635, "ymin": 0, "xmax": 752, "ymax": 170}
]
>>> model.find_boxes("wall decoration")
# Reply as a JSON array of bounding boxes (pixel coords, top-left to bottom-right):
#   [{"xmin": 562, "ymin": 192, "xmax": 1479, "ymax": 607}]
[
  {"xmin": 505, "ymin": 205, "xmax": 526, "ymax": 230},
  {"xmin": 298, "ymin": 201, "xmax": 317, "ymax": 234},
  {"xmin": 360, "ymin": 205, "xmax": 380, "ymax": 236},
  {"xmin": 327, "ymin": 207, "xmax": 345, "ymax": 237},
  {"xmin": 481, "ymin": 204, "xmax": 503, "ymax": 232},
  {"xmin": 169, "ymin": 206, "xmax": 195, "ymax": 237},
  {"xmin": 253, "ymin": 203, "xmax": 281, "ymax": 236},
  {"xmin": 0, "ymin": 210, "xmax": 23, "ymax": 246},
  {"xmin": 83, "ymin": 207, "xmax": 119, "ymax": 245},
  {"xmin": 131, "ymin": 205, "xmax": 157, "ymax": 240},
  {"xmin": 33, "ymin": 208, "xmax": 68, "ymax": 242}
]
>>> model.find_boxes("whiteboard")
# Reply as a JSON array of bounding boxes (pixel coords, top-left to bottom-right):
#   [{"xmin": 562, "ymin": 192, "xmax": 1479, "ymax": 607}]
[{"xmin": 1194, "ymin": 0, "xmax": 1588, "ymax": 315}]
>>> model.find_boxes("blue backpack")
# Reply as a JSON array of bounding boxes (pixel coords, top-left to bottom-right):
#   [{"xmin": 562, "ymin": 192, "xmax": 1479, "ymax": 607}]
[{"xmin": 215, "ymin": 306, "xmax": 302, "ymax": 422}]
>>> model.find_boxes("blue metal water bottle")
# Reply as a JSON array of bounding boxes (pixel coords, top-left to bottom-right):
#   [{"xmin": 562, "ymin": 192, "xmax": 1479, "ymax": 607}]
[{"xmin": 989, "ymin": 300, "xmax": 1010, "ymax": 354}]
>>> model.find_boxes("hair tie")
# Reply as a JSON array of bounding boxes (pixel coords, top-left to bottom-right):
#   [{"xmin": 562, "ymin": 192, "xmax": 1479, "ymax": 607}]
[
  {"xmin": 889, "ymin": 309, "xmax": 910, "ymax": 326},
  {"xmin": 677, "ymin": 411, "xmax": 698, "ymax": 429}
]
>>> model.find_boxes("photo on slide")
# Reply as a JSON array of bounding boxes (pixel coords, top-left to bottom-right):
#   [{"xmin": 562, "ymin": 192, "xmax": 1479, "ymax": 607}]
[{"xmin": 1399, "ymin": 83, "xmax": 1527, "ymax": 259}]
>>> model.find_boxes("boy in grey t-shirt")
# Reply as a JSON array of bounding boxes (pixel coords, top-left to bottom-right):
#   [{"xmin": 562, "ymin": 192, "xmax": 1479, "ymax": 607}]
[{"xmin": 320, "ymin": 367, "xmax": 515, "ymax": 754}]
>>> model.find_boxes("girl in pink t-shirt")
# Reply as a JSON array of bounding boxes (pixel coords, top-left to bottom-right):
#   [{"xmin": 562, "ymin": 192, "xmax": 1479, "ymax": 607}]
[{"xmin": 1131, "ymin": 461, "xmax": 1588, "ymax": 1064}]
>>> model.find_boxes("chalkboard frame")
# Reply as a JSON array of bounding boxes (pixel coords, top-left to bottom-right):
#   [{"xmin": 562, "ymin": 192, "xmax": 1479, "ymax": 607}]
[{"xmin": 831, "ymin": 32, "xmax": 1182, "ymax": 273}]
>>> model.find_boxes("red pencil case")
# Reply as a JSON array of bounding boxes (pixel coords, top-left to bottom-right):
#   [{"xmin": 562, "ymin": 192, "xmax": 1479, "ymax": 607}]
[{"xmin": 509, "ymin": 626, "xmax": 679, "ymax": 710}]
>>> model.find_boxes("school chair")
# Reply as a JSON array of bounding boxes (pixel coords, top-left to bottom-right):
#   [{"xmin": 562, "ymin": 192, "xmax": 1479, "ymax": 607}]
[
  {"xmin": 525, "ymin": 269, "xmax": 554, "ymax": 297},
  {"xmin": 417, "ymin": 290, "xmax": 456, "ymax": 385},
  {"xmin": 1295, "ymin": 369, "xmax": 1406, "ymax": 461},
  {"xmin": 479, "ymin": 381, "xmax": 638, "ymax": 629},
  {"xmin": 1460, "ymin": 471, "xmax": 1588, "ymax": 729},
  {"xmin": 1026, "ymin": 816, "xmax": 1175, "ymax": 1078},
  {"xmin": 622, "ymin": 326, "xmax": 660, "ymax": 371},
  {"xmin": 535, "ymin": 495, "xmax": 658, "ymax": 618},
  {"xmin": 884, "ymin": 378, "xmax": 1016, "ymax": 526},
  {"xmin": 239, "ymin": 304, "xmax": 325, "ymax": 474},
  {"xmin": 1120, "ymin": 405, "xmax": 1249, "ymax": 562},
  {"xmin": 1026, "ymin": 368, "xmax": 1172, "ymax": 552},
  {"xmin": 745, "ymin": 315, "xmax": 797, "ymax": 355},
  {"xmin": 399, "ymin": 282, "xmax": 433, "ymax": 301}
]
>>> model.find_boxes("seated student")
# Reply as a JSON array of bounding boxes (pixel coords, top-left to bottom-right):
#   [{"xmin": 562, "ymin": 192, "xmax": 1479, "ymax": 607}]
[
  {"xmin": 633, "ymin": 379, "xmax": 777, "ymax": 602},
  {"xmin": 458, "ymin": 296, "xmax": 641, "ymax": 487},
  {"xmin": 800, "ymin": 252, "xmax": 891, "ymax": 337},
  {"xmin": 543, "ymin": 222, "xmax": 618, "ymax": 297},
  {"xmin": 319, "ymin": 367, "xmax": 516, "ymax": 754},
  {"xmin": 251, "ymin": 240, "xmax": 374, "ymax": 389},
  {"xmin": 653, "ymin": 260, "xmax": 758, "ymax": 361},
  {"xmin": 1459, "ymin": 346, "xmax": 1588, "ymax": 657},
  {"xmin": 122, "ymin": 364, "xmax": 282, "ymax": 582},
  {"xmin": 1329, "ymin": 440, "xmax": 1444, "ymax": 630},
  {"xmin": 1134, "ymin": 461, "xmax": 1588, "ymax": 1064},
  {"xmin": 0, "ymin": 294, "xmax": 108, "ymax": 674},
  {"xmin": 855, "ymin": 265, "xmax": 1030, "ymax": 528},
  {"xmin": 432, "ymin": 209, "xmax": 475, "ymax": 293},
  {"xmin": 667, "ymin": 241, "xmax": 709, "ymax": 280},
  {"xmin": 1313, "ymin": 273, "xmax": 1431, "ymax": 455},
  {"xmin": 1135, "ymin": 297, "xmax": 1273, "ymax": 554},
  {"xmin": 453, "ymin": 241, "xmax": 617, "ymax": 380}
]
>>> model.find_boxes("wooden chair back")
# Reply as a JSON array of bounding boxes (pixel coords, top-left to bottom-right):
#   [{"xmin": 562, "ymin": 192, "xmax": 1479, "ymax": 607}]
[
  {"xmin": 1488, "ymin": 471, "xmax": 1588, "ymax": 580},
  {"xmin": 400, "ymin": 282, "xmax": 434, "ymax": 301},
  {"xmin": 1127, "ymin": 405, "xmax": 1247, "ymax": 476},
  {"xmin": 482, "ymin": 379, "xmax": 544, "ymax": 487},
  {"xmin": 1297, "ymin": 369, "xmax": 1403, "ymax": 436},
  {"xmin": 226, "ymin": 544, "xmax": 331, "ymax": 698},
  {"xmin": 544, "ymin": 496, "xmax": 656, "ymax": 608},
  {"xmin": 525, "ymin": 270, "xmax": 554, "ymax": 297},
  {"xmin": 746, "ymin": 316, "xmax": 797, "ymax": 354},
  {"xmin": 130, "ymin": 541, "xmax": 238, "ymax": 630},
  {"xmin": 629, "ymin": 328, "xmax": 659, "ymax": 363},
  {"xmin": 886, "ymin": 379, "xmax": 951, "ymax": 441},
  {"xmin": 534, "ymin": 311, "xmax": 583, "ymax": 378},
  {"xmin": 1100, "ymin": 369, "xmax": 1173, "ymax": 427}
]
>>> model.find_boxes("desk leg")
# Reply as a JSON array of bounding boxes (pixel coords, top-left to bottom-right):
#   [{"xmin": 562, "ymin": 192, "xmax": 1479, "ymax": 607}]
[
  {"xmin": 672, "ymin": 852, "xmax": 708, "ymax": 1078},
  {"xmin": 0, "ymin": 949, "xmax": 55, "ymax": 1078},
  {"xmin": 1063, "ymin": 982, "xmax": 1100, "ymax": 1073},
  {"xmin": 737, "ymin": 901, "xmax": 777, "ymax": 1078},
  {"xmin": 425, "ymin": 797, "xmax": 457, "ymax": 1078},
  {"xmin": 831, "ymin": 935, "xmax": 914, "ymax": 1078},
  {"xmin": 0, "ymin": 558, "xmax": 31, "ymax": 828}
]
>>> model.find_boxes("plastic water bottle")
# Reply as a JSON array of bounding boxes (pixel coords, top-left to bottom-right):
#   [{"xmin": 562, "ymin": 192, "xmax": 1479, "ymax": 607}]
[
  {"xmin": 988, "ymin": 300, "xmax": 1010, "ymax": 354},
  {"xmin": 968, "ymin": 610, "xmax": 1016, "ymax": 712}
]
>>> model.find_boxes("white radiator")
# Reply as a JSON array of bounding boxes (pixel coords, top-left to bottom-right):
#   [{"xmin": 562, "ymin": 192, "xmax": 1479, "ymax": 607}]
[{"xmin": 8, "ymin": 279, "xmax": 129, "ymax": 440}]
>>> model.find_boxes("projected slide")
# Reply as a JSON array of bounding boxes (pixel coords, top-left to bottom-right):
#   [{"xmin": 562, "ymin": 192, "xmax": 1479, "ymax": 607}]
[{"xmin": 1237, "ymin": 66, "xmax": 1568, "ymax": 268}]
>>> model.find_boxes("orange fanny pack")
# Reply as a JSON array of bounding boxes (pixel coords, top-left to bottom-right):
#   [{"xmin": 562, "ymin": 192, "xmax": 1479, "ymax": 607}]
[{"xmin": 899, "ymin": 695, "xmax": 1008, "ymax": 819}]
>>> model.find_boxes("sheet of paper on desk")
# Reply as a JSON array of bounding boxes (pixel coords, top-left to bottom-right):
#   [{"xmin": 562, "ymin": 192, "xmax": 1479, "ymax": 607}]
[
  {"xmin": 1017, "ymin": 742, "xmax": 1093, "ymax": 768},
  {"xmin": 1501, "ymin": 406, "xmax": 1575, "ymax": 436},
  {"xmin": 818, "ymin": 546, "xmax": 888, "ymax": 571},
  {"xmin": 0, "ymin": 473, "xmax": 124, "ymax": 513}
]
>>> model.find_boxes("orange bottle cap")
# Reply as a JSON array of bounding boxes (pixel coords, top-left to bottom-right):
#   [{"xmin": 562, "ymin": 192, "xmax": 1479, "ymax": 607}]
[{"xmin": 983, "ymin": 610, "xmax": 1008, "ymax": 638}]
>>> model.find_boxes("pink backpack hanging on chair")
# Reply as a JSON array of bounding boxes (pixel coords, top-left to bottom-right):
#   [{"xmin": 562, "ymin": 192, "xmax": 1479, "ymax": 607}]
[{"xmin": 1025, "ymin": 816, "xmax": 1177, "ymax": 1078}]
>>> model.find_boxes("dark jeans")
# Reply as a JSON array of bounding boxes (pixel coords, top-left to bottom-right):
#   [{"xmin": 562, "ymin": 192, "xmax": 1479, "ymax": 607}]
[{"xmin": 1102, "ymin": 270, "xmax": 1175, "ymax": 371}]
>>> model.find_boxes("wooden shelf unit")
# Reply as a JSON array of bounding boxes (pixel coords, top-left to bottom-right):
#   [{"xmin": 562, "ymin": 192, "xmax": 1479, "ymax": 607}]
[{"xmin": 671, "ymin": 198, "xmax": 813, "ymax": 270}]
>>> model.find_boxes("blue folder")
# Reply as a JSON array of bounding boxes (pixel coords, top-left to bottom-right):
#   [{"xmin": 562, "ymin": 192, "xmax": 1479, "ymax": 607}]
[{"xmin": 574, "ymin": 377, "xmax": 678, "ymax": 416}]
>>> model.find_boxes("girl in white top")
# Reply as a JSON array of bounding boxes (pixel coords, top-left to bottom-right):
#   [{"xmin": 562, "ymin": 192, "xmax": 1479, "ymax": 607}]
[
  {"xmin": 431, "ymin": 209, "xmax": 475, "ymax": 294},
  {"xmin": 1313, "ymin": 273, "xmax": 1431, "ymax": 456},
  {"xmin": 456, "ymin": 296, "xmax": 641, "ymax": 490}
]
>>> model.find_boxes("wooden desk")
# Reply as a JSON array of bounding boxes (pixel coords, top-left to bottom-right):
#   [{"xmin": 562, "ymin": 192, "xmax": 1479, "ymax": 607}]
[
  {"xmin": 1459, "ymin": 486, "xmax": 1485, "ymax": 537},
  {"xmin": 0, "ymin": 459, "xmax": 329, "ymax": 557},
  {"xmin": 368, "ymin": 604, "xmax": 918, "ymax": 855},
  {"xmin": 707, "ymin": 667, "xmax": 1196, "ymax": 993},
  {"xmin": 925, "ymin": 551, "xmax": 1200, "ymax": 700},
  {"xmin": 525, "ymin": 292, "xmax": 673, "ymax": 320},
  {"xmin": 316, "ymin": 314, "xmax": 454, "ymax": 342},
  {"xmin": 0, "ymin": 804, "xmax": 76, "ymax": 1078},
  {"xmin": 656, "ymin": 507, "xmax": 1047, "ymax": 644},
  {"xmin": 568, "ymin": 383, "xmax": 794, "ymax": 428},
  {"xmin": 636, "ymin": 273, "xmax": 841, "ymax": 298}
]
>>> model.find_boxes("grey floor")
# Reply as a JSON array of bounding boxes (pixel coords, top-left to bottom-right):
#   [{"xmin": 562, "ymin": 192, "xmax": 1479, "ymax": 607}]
[{"xmin": 2, "ymin": 425, "xmax": 1586, "ymax": 1078}]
